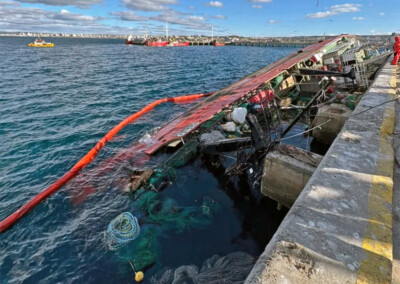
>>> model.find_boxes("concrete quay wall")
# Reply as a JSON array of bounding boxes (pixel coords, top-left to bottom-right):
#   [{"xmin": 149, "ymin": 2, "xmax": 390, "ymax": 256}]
[{"xmin": 246, "ymin": 61, "xmax": 398, "ymax": 283}]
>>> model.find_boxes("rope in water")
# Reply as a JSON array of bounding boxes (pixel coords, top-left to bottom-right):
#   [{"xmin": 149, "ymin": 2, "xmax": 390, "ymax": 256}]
[
  {"xmin": 105, "ymin": 212, "xmax": 140, "ymax": 250},
  {"xmin": 0, "ymin": 92, "xmax": 211, "ymax": 233}
]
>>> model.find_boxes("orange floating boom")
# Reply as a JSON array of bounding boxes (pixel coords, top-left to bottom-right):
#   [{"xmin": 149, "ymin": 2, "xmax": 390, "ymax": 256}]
[{"xmin": 0, "ymin": 93, "xmax": 210, "ymax": 233}]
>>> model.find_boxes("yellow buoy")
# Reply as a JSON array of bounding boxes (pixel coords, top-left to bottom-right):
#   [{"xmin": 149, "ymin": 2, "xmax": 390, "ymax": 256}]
[{"xmin": 135, "ymin": 271, "xmax": 144, "ymax": 282}]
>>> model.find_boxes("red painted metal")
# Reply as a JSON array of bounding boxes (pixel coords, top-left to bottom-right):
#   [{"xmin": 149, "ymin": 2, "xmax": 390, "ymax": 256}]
[
  {"xmin": 145, "ymin": 40, "xmax": 169, "ymax": 47},
  {"xmin": 212, "ymin": 42, "xmax": 226, "ymax": 46},
  {"xmin": 142, "ymin": 36, "xmax": 353, "ymax": 155},
  {"xmin": 171, "ymin": 42, "xmax": 190, "ymax": 46},
  {"xmin": 249, "ymin": 90, "xmax": 275, "ymax": 104}
]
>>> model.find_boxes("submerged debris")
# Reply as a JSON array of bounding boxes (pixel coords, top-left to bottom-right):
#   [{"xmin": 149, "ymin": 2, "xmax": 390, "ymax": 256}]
[{"xmin": 150, "ymin": 252, "xmax": 255, "ymax": 284}]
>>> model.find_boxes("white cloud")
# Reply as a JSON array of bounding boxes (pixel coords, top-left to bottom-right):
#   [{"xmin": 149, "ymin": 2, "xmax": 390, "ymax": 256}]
[
  {"xmin": 370, "ymin": 29, "xmax": 391, "ymax": 35},
  {"xmin": 121, "ymin": 0, "xmax": 177, "ymax": 12},
  {"xmin": 109, "ymin": 11, "xmax": 148, "ymax": 21},
  {"xmin": 307, "ymin": 3, "xmax": 362, "ymax": 18},
  {"xmin": 352, "ymin": 17, "xmax": 363, "ymax": 20},
  {"xmin": 379, "ymin": 12, "xmax": 385, "ymax": 16},
  {"xmin": 0, "ymin": 0, "xmax": 217, "ymax": 35},
  {"xmin": 307, "ymin": 11, "xmax": 333, "ymax": 18},
  {"xmin": 110, "ymin": 7, "xmax": 217, "ymax": 33},
  {"xmin": 213, "ymin": 14, "xmax": 226, "ymax": 20},
  {"xmin": 187, "ymin": 15, "xmax": 205, "ymax": 21},
  {"xmin": 268, "ymin": 19, "xmax": 280, "ymax": 24},
  {"xmin": 55, "ymin": 9, "xmax": 96, "ymax": 21},
  {"xmin": 248, "ymin": 0, "xmax": 272, "ymax": 2},
  {"xmin": 206, "ymin": 1, "xmax": 223, "ymax": 7},
  {"xmin": 252, "ymin": 5, "xmax": 262, "ymax": 9},
  {"xmin": 331, "ymin": 3, "xmax": 361, "ymax": 13},
  {"xmin": 0, "ymin": 1, "xmax": 19, "ymax": 6},
  {"xmin": 14, "ymin": 0, "xmax": 102, "ymax": 9},
  {"xmin": 0, "ymin": 4, "xmax": 130, "ymax": 33}
]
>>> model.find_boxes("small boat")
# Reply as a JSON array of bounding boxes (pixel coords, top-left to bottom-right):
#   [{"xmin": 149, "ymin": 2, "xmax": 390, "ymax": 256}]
[
  {"xmin": 28, "ymin": 38, "xmax": 54, "ymax": 48},
  {"xmin": 144, "ymin": 39, "xmax": 169, "ymax": 47}
]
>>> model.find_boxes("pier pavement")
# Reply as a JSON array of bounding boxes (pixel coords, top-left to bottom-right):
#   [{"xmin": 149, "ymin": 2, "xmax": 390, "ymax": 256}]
[{"xmin": 246, "ymin": 59, "xmax": 399, "ymax": 283}]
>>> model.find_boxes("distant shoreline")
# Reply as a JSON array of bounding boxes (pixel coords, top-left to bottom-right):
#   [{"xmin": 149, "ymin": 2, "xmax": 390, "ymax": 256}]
[
  {"xmin": 0, "ymin": 33, "xmax": 395, "ymax": 42},
  {"xmin": 0, "ymin": 34, "xmax": 125, "ymax": 39}
]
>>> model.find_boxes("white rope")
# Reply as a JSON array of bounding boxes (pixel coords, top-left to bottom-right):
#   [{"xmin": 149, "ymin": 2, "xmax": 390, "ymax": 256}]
[{"xmin": 279, "ymin": 118, "xmax": 332, "ymax": 141}]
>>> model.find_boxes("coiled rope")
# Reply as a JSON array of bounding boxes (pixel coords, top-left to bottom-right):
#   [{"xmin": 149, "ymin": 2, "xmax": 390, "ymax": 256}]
[
  {"xmin": 105, "ymin": 212, "xmax": 140, "ymax": 250},
  {"xmin": 0, "ymin": 93, "xmax": 210, "ymax": 233}
]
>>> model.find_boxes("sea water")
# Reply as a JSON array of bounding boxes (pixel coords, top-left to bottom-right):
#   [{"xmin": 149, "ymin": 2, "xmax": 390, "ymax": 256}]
[{"xmin": 0, "ymin": 37, "xmax": 298, "ymax": 283}]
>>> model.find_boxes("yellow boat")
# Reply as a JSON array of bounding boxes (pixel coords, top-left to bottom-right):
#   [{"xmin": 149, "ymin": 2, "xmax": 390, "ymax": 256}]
[{"xmin": 28, "ymin": 38, "xmax": 54, "ymax": 48}]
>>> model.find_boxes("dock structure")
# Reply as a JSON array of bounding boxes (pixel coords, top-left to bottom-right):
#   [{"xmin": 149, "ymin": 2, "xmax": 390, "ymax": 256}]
[
  {"xmin": 188, "ymin": 40, "xmax": 314, "ymax": 47},
  {"xmin": 229, "ymin": 40, "xmax": 315, "ymax": 48},
  {"xmin": 153, "ymin": 40, "xmax": 314, "ymax": 47},
  {"xmin": 246, "ymin": 60, "xmax": 399, "ymax": 283}
]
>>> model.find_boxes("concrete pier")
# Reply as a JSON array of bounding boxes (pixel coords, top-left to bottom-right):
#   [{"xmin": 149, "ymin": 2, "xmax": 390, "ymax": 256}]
[
  {"xmin": 312, "ymin": 103, "xmax": 354, "ymax": 145},
  {"xmin": 246, "ymin": 60, "xmax": 398, "ymax": 283},
  {"xmin": 261, "ymin": 144, "xmax": 323, "ymax": 208}
]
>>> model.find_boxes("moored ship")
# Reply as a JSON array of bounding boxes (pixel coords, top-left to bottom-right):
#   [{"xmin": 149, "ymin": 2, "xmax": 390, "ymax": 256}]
[
  {"xmin": 125, "ymin": 35, "xmax": 134, "ymax": 44},
  {"xmin": 169, "ymin": 41, "xmax": 190, "ymax": 46},
  {"xmin": 144, "ymin": 38, "xmax": 169, "ymax": 47},
  {"xmin": 211, "ymin": 40, "xmax": 225, "ymax": 46}
]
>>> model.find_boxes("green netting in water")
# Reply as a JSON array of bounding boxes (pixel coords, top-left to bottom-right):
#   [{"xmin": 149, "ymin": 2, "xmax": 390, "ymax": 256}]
[
  {"xmin": 138, "ymin": 191, "xmax": 218, "ymax": 233},
  {"xmin": 119, "ymin": 227, "xmax": 159, "ymax": 271},
  {"xmin": 107, "ymin": 191, "xmax": 220, "ymax": 271}
]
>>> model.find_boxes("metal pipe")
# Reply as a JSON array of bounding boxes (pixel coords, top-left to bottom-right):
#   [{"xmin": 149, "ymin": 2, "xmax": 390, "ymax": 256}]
[{"xmin": 280, "ymin": 79, "xmax": 333, "ymax": 139}]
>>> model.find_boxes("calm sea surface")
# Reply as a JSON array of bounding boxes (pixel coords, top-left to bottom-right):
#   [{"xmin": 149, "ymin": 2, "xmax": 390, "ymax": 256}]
[{"xmin": 0, "ymin": 37, "xmax": 298, "ymax": 283}]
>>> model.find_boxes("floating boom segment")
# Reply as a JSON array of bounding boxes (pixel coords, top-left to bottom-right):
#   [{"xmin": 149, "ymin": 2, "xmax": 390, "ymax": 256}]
[{"xmin": 0, "ymin": 93, "xmax": 209, "ymax": 233}]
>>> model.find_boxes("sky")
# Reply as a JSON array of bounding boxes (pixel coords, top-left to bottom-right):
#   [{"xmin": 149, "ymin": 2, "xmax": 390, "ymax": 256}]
[{"xmin": 0, "ymin": 0, "xmax": 399, "ymax": 36}]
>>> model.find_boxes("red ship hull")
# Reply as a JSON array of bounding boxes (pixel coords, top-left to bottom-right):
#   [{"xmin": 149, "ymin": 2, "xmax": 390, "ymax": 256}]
[
  {"xmin": 66, "ymin": 35, "xmax": 357, "ymax": 204},
  {"xmin": 212, "ymin": 42, "xmax": 225, "ymax": 46},
  {"xmin": 145, "ymin": 40, "xmax": 169, "ymax": 47},
  {"xmin": 171, "ymin": 42, "xmax": 190, "ymax": 46}
]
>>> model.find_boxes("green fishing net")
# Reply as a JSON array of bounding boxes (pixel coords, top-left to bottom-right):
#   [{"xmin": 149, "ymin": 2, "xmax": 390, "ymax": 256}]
[
  {"xmin": 119, "ymin": 227, "xmax": 159, "ymax": 271},
  {"xmin": 138, "ymin": 191, "xmax": 218, "ymax": 233},
  {"xmin": 106, "ymin": 190, "xmax": 219, "ymax": 272}
]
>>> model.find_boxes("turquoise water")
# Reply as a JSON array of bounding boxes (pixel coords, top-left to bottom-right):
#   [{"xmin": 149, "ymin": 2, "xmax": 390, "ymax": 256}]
[{"xmin": 0, "ymin": 37, "xmax": 297, "ymax": 283}]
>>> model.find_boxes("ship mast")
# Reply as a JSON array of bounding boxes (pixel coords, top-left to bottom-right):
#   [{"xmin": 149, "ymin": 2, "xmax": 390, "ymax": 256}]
[
  {"xmin": 166, "ymin": 20, "xmax": 168, "ymax": 39},
  {"xmin": 211, "ymin": 25, "xmax": 214, "ymax": 41}
]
